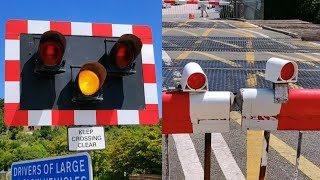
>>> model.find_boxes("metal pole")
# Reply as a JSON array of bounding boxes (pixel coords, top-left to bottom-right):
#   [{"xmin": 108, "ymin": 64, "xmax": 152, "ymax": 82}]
[
  {"xmin": 293, "ymin": 131, "xmax": 303, "ymax": 180},
  {"xmin": 163, "ymin": 134, "xmax": 170, "ymax": 180},
  {"xmin": 204, "ymin": 133, "xmax": 211, "ymax": 180},
  {"xmin": 259, "ymin": 130, "xmax": 270, "ymax": 180}
]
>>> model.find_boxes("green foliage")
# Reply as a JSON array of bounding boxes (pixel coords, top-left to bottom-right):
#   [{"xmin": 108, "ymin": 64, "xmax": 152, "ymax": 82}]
[
  {"xmin": 297, "ymin": 0, "xmax": 320, "ymax": 23},
  {"xmin": 0, "ymin": 98, "xmax": 161, "ymax": 178},
  {"xmin": 106, "ymin": 125, "xmax": 162, "ymax": 175}
]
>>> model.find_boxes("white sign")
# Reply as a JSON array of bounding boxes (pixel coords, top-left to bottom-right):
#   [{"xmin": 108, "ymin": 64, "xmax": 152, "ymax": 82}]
[{"xmin": 68, "ymin": 126, "xmax": 106, "ymax": 151}]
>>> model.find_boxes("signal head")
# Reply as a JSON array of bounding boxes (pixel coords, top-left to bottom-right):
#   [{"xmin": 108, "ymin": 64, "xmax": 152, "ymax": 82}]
[
  {"xmin": 181, "ymin": 62, "xmax": 208, "ymax": 92},
  {"xmin": 265, "ymin": 58, "xmax": 298, "ymax": 83}
]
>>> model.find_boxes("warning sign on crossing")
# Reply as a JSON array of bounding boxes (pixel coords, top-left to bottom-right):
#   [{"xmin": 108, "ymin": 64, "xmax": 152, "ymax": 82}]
[
  {"xmin": 68, "ymin": 127, "xmax": 106, "ymax": 151},
  {"xmin": 11, "ymin": 153, "xmax": 92, "ymax": 180}
]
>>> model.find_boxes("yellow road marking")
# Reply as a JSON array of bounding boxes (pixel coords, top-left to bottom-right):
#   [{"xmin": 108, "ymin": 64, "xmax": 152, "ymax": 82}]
[
  {"xmin": 246, "ymin": 73, "xmax": 257, "ymax": 87},
  {"xmin": 290, "ymin": 41, "xmax": 320, "ymax": 48},
  {"xmin": 266, "ymin": 52, "xmax": 316, "ymax": 66},
  {"xmin": 256, "ymin": 72, "xmax": 303, "ymax": 89},
  {"xmin": 296, "ymin": 53, "xmax": 320, "ymax": 62},
  {"xmin": 165, "ymin": 27, "xmax": 244, "ymax": 50},
  {"xmin": 193, "ymin": 51, "xmax": 242, "ymax": 67},
  {"xmin": 176, "ymin": 51, "xmax": 192, "ymax": 60},
  {"xmin": 270, "ymin": 135, "xmax": 320, "ymax": 179},
  {"xmin": 247, "ymin": 130, "xmax": 264, "ymax": 180},
  {"xmin": 231, "ymin": 21, "xmax": 258, "ymax": 28},
  {"xmin": 202, "ymin": 28, "xmax": 214, "ymax": 37},
  {"xmin": 214, "ymin": 29, "xmax": 249, "ymax": 37},
  {"xmin": 246, "ymin": 52, "xmax": 255, "ymax": 64},
  {"xmin": 288, "ymin": 83, "xmax": 303, "ymax": 89},
  {"xmin": 232, "ymin": 29, "xmax": 256, "ymax": 64},
  {"xmin": 234, "ymin": 29, "xmax": 256, "ymax": 38},
  {"xmin": 162, "ymin": 28, "xmax": 199, "ymax": 37},
  {"xmin": 233, "ymin": 108, "xmax": 320, "ymax": 179},
  {"xmin": 246, "ymin": 69, "xmax": 263, "ymax": 180},
  {"xmin": 162, "ymin": 29, "xmax": 170, "ymax": 34}
]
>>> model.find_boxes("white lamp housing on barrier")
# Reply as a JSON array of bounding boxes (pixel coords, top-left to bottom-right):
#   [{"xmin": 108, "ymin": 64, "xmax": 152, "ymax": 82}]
[
  {"xmin": 240, "ymin": 88, "xmax": 281, "ymax": 130},
  {"xmin": 181, "ymin": 62, "xmax": 208, "ymax": 92},
  {"xmin": 265, "ymin": 58, "xmax": 298, "ymax": 83},
  {"xmin": 190, "ymin": 91, "xmax": 234, "ymax": 133}
]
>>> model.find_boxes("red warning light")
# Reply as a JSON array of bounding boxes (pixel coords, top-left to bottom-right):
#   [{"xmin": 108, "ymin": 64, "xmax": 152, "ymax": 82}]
[
  {"xmin": 187, "ymin": 73, "xmax": 206, "ymax": 90},
  {"xmin": 40, "ymin": 42, "xmax": 64, "ymax": 66},
  {"xmin": 39, "ymin": 31, "xmax": 66, "ymax": 66},
  {"xmin": 115, "ymin": 44, "xmax": 135, "ymax": 69},
  {"xmin": 281, "ymin": 62, "xmax": 295, "ymax": 80}
]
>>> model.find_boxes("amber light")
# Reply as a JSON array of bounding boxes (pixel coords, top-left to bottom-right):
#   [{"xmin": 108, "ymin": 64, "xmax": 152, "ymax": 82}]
[{"xmin": 78, "ymin": 62, "xmax": 107, "ymax": 96}]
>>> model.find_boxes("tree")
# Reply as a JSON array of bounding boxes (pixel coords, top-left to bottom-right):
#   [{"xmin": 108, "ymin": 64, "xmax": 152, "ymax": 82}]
[{"xmin": 106, "ymin": 125, "xmax": 162, "ymax": 175}]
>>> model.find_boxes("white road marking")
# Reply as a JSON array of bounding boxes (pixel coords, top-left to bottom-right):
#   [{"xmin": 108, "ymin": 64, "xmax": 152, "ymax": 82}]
[
  {"xmin": 162, "ymin": 50, "xmax": 173, "ymax": 66},
  {"xmin": 211, "ymin": 133, "xmax": 245, "ymax": 180},
  {"xmin": 172, "ymin": 134, "xmax": 204, "ymax": 180},
  {"xmin": 240, "ymin": 28, "xmax": 269, "ymax": 38},
  {"xmin": 239, "ymin": 28, "xmax": 298, "ymax": 49}
]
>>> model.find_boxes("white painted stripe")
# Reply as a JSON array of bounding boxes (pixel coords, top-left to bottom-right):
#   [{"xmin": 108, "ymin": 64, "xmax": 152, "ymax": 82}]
[
  {"xmin": 219, "ymin": 21, "xmax": 237, "ymax": 28},
  {"xmin": 5, "ymin": 82, "xmax": 20, "ymax": 103},
  {"xmin": 28, "ymin": 110, "xmax": 52, "ymax": 126},
  {"xmin": 239, "ymin": 28, "xmax": 298, "ymax": 49},
  {"xmin": 112, "ymin": 24, "xmax": 132, "ymax": 37},
  {"xmin": 172, "ymin": 134, "xmax": 204, "ymax": 180},
  {"xmin": 141, "ymin": 44, "xmax": 155, "ymax": 64},
  {"xmin": 162, "ymin": 50, "xmax": 172, "ymax": 66},
  {"xmin": 74, "ymin": 110, "xmax": 96, "ymax": 125},
  {"xmin": 211, "ymin": 133, "xmax": 245, "ymax": 180},
  {"xmin": 117, "ymin": 110, "xmax": 139, "ymax": 124},
  {"xmin": 5, "ymin": 40, "xmax": 20, "ymax": 60},
  {"xmin": 312, "ymin": 53, "xmax": 320, "ymax": 57},
  {"xmin": 28, "ymin": 20, "xmax": 50, "ymax": 34},
  {"xmin": 309, "ymin": 42, "xmax": 320, "ymax": 47},
  {"xmin": 144, "ymin": 83, "xmax": 158, "ymax": 104},
  {"xmin": 240, "ymin": 29, "xmax": 269, "ymax": 38},
  {"xmin": 71, "ymin": 22, "xmax": 92, "ymax": 36}
]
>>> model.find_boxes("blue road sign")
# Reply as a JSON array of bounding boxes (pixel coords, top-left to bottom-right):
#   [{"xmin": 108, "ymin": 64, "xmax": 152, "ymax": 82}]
[{"xmin": 11, "ymin": 153, "xmax": 93, "ymax": 180}]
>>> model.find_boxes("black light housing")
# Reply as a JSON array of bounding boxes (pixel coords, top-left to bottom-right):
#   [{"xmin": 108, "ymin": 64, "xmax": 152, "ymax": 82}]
[
  {"xmin": 107, "ymin": 34, "xmax": 142, "ymax": 76},
  {"xmin": 72, "ymin": 62, "xmax": 107, "ymax": 104},
  {"xmin": 34, "ymin": 31, "xmax": 66, "ymax": 75}
]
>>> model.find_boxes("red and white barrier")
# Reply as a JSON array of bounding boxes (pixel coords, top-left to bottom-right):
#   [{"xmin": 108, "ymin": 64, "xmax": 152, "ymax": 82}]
[
  {"xmin": 162, "ymin": 91, "xmax": 233, "ymax": 134},
  {"xmin": 163, "ymin": 0, "xmax": 229, "ymax": 6},
  {"xmin": 241, "ymin": 58, "xmax": 320, "ymax": 131},
  {"xmin": 241, "ymin": 89, "xmax": 320, "ymax": 130}
]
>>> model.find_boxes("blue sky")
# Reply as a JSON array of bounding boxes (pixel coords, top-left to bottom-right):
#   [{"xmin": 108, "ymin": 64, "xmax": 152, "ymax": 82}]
[{"xmin": 0, "ymin": 0, "xmax": 162, "ymax": 113}]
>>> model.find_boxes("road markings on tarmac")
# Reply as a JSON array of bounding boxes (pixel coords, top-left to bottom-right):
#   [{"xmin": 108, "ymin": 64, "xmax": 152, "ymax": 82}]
[
  {"xmin": 246, "ymin": 73, "xmax": 257, "ymax": 87},
  {"xmin": 255, "ymin": 72, "xmax": 302, "ymax": 89},
  {"xmin": 211, "ymin": 133, "xmax": 245, "ymax": 180},
  {"xmin": 245, "ymin": 68, "xmax": 265, "ymax": 180},
  {"xmin": 172, "ymin": 134, "xmax": 204, "ymax": 180},
  {"xmin": 176, "ymin": 51, "xmax": 192, "ymax": 60},
  {"xmin": 232, "ymin": 111, "xmax": 320, "ymax": 179},
  {"xmin": 234, "ymin": 27, "xmax": 256, "ymax": 65},
  {"xmin": 266, "ymin": 52, "xmax": 316, "ymax": 66},
  {"xmin": 192, "ymin": 51, "xmax": 242, "ymax": 67},
  {"xmin": 163, "ymin": 28, "xmax": 199, "ymax": 37},
  {"xmin": 202, "ymin": 28, "xmax": 214, "ymax": 37},
  {"xmin": 296, "ymin": 53, "xmax": 320, "ymax": 62}
]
